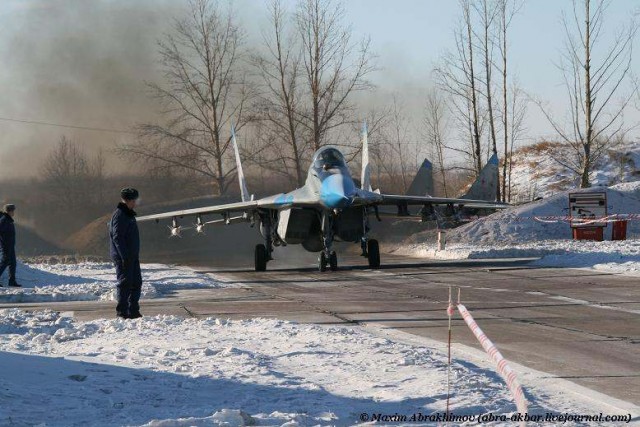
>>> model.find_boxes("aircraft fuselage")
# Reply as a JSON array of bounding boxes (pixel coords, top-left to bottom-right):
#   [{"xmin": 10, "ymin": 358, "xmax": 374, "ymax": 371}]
[{"xmin": 271, "ymin": 147, "xmax": 367, "ymax": 253}]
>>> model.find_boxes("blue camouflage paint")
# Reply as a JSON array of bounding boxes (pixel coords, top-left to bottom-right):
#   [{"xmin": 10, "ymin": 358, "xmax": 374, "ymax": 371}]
[
  {"xmin": 320, "ymin": 173, "xmax": 355, "ymax": 208},
  {"xmin": 274, "ymin": 194, "xmax": 294, "ymax": 206}
]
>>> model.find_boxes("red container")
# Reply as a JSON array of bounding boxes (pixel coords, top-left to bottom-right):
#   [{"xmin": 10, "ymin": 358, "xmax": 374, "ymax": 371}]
[
  {"xmin": 611, "ymin": 220, "xmax": 627, "ymax": 241},
  {"xmin": 573, "ymin": 227, "xmax": 604, "ymax": 241}
]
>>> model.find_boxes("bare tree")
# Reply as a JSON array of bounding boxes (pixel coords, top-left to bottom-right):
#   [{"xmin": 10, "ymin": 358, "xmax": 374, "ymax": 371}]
[
  {"xmin": 253, "ymin": 0, "xmax": 307, "ymax": 186},
  {"xmin": 422, "ymin": 89, "xmax": 450, "ymax": 197},
  {"xmin": 376, "ymin": 97, "xmax": 417, "ymax": 193},
  {"xmin": 42, "ymin": 137, "xmax": 108, "ymax": 204},
  {"xmin": 295, "ymin": 0, "xmax": 375, "ymax": 151},
  {"xmin": 534, "ymin": 0, "xmax": 637, "ymax": 188},
  {"xmin": 87, "ymin": 148, "xmax": 108, "ymax": 207},
  {"xmin": 43, "ymin": 136, "xmax": 90, "ymax": 208},
  {"xmin": 435, "ymin": 0, "xmax": 484, "ymax": 175},
  {"xmin": 120, "ymin": 0, "xmax": 252, "ymax": 195},
  {"xmin": 496, "ymin": 0, "xmax": 524, "ymax": 201},
  {"xmin": 41, "ymin": 136, "xmax": 109, "ymax": 238},
  {"xmin": 506, "ymin": 83, "xmax": 527, "ymax": 201},
  {"xmin": 476, "ymin": 0, "xmax": 499, "ymax": 198},
  {"xmin": 463, "ymin": 0, "xmax": 483, "ymax": 176}
]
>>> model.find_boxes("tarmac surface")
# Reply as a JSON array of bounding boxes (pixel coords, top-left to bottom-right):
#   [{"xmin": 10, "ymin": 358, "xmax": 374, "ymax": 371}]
[{"xmin": 3, "ymin": 253, "xmax": 639, "ymax": 406}]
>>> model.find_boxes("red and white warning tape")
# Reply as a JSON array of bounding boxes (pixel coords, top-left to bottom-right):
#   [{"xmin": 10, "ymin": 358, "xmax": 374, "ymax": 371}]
[
  {"xmin": 457, "ymin": 304, "xmax": 528, "ymax": 423},
  {"xmin": 461, "ymin": 213, "xmax": 639, "ymax": 224}
]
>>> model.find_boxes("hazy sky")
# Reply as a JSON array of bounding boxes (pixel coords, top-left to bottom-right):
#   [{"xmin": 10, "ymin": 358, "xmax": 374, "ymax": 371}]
[
  {"xmin": 0, "ymin": 0, "xmax": 638, "ymax": 178},
  {"xmin": 339, "ymin": 0, "xmax": 640, "ymax": 144}
]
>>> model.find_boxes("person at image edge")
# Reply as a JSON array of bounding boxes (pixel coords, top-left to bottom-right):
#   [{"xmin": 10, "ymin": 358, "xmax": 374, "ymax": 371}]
[{"xmin": 0, "ymin": 204, "xmax": 21, "ymax": 287}]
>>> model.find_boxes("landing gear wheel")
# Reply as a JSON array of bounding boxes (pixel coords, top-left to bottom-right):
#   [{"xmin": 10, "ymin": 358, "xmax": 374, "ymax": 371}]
[
  {"xmin": 329, "ymin": 251, "xmax": 338, "ymax": 271},
  {"xmin": 255, "ymin": 244, "xmax": 268, "ymax": 272},
  {"xmin": 318, "ymin": 252, "xmax": 328, "ymax": 272},
  {"xmin": 367, "ymin": 239, "xmax": 380, "ymax": 268}
]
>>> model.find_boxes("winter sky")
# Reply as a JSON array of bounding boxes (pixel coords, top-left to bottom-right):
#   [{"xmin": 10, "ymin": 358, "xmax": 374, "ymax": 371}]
[{"xmin": 0, "ymin": 0, "xmax": 638, "ymax": 178}]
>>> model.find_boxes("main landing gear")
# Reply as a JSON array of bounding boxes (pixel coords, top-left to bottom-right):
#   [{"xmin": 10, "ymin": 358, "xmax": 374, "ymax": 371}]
[
  {"xmin": 317, "ymin": 209, "xmax": 381, "ymax": 272},
  {"xmin": 360, "ymin": 237, "xmax": 380, "ymax": 268},
  {"xmin": 254, "ymin": 208, "xmax": 382, "ymax": 273},
  {"xmin": 366, "ymin": 239, "xmax": 380, "ymax": 268},
  {"xmin": 255, "ymin": 244, "xmax": 268, "ymax": 272},
  {"xmin": 360, "ymin": 206, "xmax": 381, "ymax": 269},
  {"xmin": 255, "ymin": 212, "xmax": 276, "ymax": 272}
]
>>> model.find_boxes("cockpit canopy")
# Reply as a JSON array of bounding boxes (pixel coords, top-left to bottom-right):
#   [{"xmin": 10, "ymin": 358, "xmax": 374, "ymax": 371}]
[{"xmin": 312, "ymin": 148, "xmax": 346, "ymax": 171}]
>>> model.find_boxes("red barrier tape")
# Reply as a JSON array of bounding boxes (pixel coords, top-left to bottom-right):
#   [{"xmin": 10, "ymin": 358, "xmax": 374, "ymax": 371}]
[
  {"xmin": 457, "ymin": 304, "xmax": 528, "ymax": 424},
  {"xmin": 457, "ymin": 214, "xmax": 638, "ymax": 224}
]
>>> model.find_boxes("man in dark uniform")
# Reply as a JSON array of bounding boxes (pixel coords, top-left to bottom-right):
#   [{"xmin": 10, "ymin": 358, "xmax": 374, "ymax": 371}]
[
  {"xmin": 109, "ymin": 188, "xmax": 142, "ymax": 319},
  {"xmin": 0, "ymin": 204, "xmax": 20, "ymax": 287}
]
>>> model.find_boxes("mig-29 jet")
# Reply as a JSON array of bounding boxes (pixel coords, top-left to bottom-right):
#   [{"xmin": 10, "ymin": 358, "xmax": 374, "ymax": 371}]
[{"xmin": 137, "ymin": 125, "xmax": 508, "ymax": 271}]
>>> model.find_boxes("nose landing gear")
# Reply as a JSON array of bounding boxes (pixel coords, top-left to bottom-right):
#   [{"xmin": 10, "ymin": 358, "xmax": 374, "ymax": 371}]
[
  {"xmin": 318, "ymin": 211, "xmax": 339, "ymax": 272},
  {"xmin": 318, "ymin": 250, "xmax": 338, "ymax": 272}
]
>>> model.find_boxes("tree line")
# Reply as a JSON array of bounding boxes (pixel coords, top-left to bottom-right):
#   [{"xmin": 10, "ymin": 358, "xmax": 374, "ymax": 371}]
[{"xmin": 47, "ymin": 0, "xmax": 640, "ymax": 207}]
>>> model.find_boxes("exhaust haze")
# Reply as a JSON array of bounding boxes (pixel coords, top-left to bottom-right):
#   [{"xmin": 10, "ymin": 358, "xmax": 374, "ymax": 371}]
[{"xmin": 0, "ymin": 0, "xmax": 182, "ymax": 178}]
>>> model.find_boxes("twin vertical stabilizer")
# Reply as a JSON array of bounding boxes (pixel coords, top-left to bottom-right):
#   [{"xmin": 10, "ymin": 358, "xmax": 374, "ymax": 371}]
[
  {"xmin": 360, "ymin": 121, "xmax": 372, "ymax": 192},
  {"xmin": 406, "ymin": 159, "xmax": 434, "ymax": 196},
  {"xmin": 231, "ymin": 125, "xmax": 252, "ymax": 202},
  {"xmin": 462, "ymin": 153, "xmax": 499, "ymax": 201}
]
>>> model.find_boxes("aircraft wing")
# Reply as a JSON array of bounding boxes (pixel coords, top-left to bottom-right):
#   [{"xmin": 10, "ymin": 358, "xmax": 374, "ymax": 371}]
[
  {"xmin": 137, "ymin": 188, "xmax": 322, "ymax": 223},
  {"xmin": 137, "ymin": 200, "xmax": 260, "ymax": 222},
  {"xmin": 358, "ymin": 193, "xmax": 509, "ymax": 210}
]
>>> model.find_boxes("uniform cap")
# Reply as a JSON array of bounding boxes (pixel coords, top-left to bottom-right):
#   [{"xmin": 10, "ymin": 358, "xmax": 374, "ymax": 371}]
[{"xmin": 120, "ymin": 188, "xmax": 139, "ymax": 201}]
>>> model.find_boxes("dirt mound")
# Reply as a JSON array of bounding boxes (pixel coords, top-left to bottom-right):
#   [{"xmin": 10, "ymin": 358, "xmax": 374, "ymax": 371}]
[
  {"xmin": 15, "ymin": 224, "xmax": 64, "ymax": 256},
  {"xmin": 64, "ymin": 195, "xmax": 262, "ymax": 263},
  {"xmin": 63, "ymin": 214, "xmax": 110, "ymax": 256}
]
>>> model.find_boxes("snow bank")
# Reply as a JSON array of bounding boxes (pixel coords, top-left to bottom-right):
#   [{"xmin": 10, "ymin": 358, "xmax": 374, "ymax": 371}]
[
  {"xmin": 400, "ymin": 239, "xmax": 640, "ymax": 274},
  {"xmin": 447, "ymin": 182, "xmax": 640, "ymax": 245},
  {"xmin": 395, "ymin": 183, "xmax": 640, "ymax": 273},
  {"xmin": 0, "ymin": 309, "xmax": 621, "ymax": 426},
  {"xmin": 0, "ymin": 262, "xmax": 224, "ymax": 303},
  {"xmin": 508, "ymin": 141, "xmax": 640, "ymax": 201}
]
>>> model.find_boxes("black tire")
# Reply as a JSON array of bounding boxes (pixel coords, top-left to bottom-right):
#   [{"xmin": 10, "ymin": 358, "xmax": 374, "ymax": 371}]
[
  {"xmin": 329, "ymin": 251, "xmax": 338, "ymax": 271},
  {"xmin": 255, "ymin": 244, "xmax": 268, "ymax": 271},
  {"xmin": 318, "ymin": 252, "xmax": 327, "ymax": 272},
  {"xmin": 367, "ymin": 239, "xmax": 380, "ymax": 268}
]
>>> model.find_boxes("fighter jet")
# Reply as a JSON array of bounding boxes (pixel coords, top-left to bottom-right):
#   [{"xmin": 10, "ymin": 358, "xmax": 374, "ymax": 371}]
[
  {"xmin": 402, "ymin": 154, "xmax": 501, "ymax": 227},
  {"xmin": 137, "ymin": 124, "xmax": 508, "ymax": 271}
]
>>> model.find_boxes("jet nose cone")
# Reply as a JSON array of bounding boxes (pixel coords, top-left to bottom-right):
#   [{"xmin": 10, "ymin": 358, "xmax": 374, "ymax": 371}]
[
  {"xmin": 320, "ymin": 174, "xmax": 354, "ymax": 208},
  {"xmin": 325, "ymin": 194, "xmax": 352, "ymax": 208}
]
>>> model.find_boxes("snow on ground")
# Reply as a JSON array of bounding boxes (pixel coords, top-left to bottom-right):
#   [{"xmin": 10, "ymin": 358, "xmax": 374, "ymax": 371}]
[
  {"xmin": 447, "ymin": 182, "xmax": 640, "ymax": 245},
  {"xmin": 396, "ymin": 182, "xmax": 640, "ymax": 274},
  {"xmin": 400, "ymin": 239, "xmax": 640, "ymax": 275},
  {"xmin": 0, "ymin": 262, "xmax": 224, "ymax": 303},
  {"xmin": 0, "ymin": 309, "xmax": 633, "ymax": 427}
]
